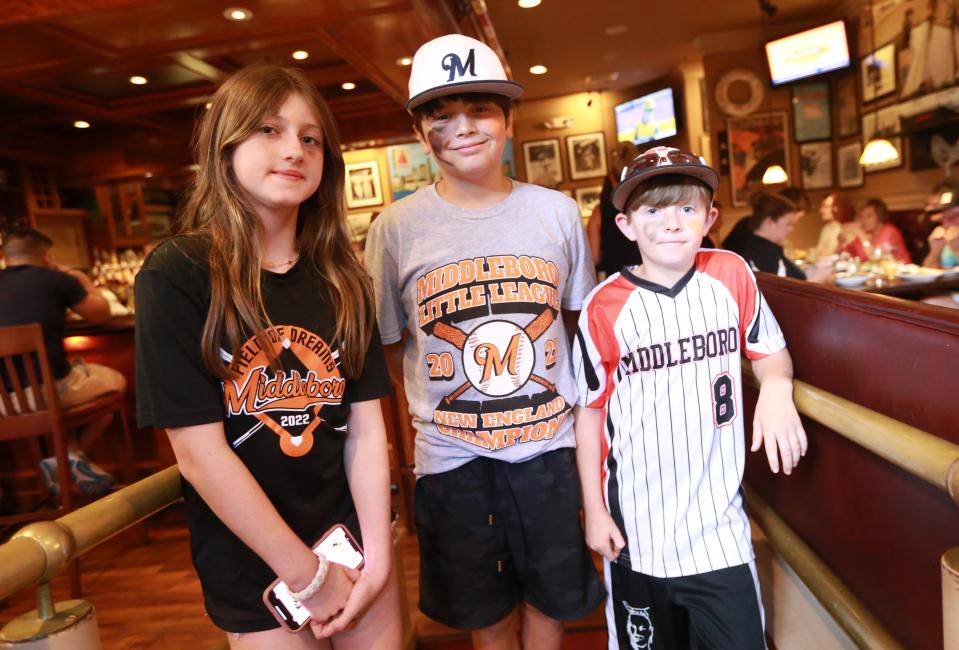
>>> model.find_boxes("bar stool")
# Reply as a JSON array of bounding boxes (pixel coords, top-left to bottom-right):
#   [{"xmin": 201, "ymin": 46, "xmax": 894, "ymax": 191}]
[{"xmin": 0, "ymin": 323, "xmax": 136, "ymax": 596}]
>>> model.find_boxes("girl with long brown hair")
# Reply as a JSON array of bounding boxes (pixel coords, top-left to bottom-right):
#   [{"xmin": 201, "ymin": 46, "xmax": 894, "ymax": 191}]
[{"xmin": 134, "ymin": 64, "xmax": 400, "ymax": 649}]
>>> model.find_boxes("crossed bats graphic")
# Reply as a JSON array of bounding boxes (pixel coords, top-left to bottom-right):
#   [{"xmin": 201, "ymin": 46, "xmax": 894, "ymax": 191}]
[{"xmin": 433, "ymin": 308, "xmax": 557, "ymax": 405}]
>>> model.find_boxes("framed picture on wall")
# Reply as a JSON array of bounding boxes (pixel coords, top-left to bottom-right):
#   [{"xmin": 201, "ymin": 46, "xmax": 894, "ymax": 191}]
[
  {"xmin": 345, "ymin": 160, "xmax": 383, "ymax": 208},
  {"xmin": 860, "ymin": 42, "xmax": 897, "ymax": 103},
  {"xmin": 792, "ymin": 81, "xmax": 831, "ymax": 142},
  {"xmin": 835, "ymin": 74, "xmax": 859, "ymax": 137},
  {"xmin": 726, "ymin": 111, "xmax": 791, "ymax": 207},
  {"xmin": 837, "ymin": 141, "xmax": 864, "ymax": 188},
  {"xmin": 574, "ymin": 185, "xmax": 603, "ymax": 220},
  {"xmin": 566, "ymin": 132, "xmax": 607, "ymax": 180},
  {"xmin": 522, "ymin": 139, "xmax": 563, "ymax": 187},
  {"xmin": 799, "ymin": 141, "xmax": 833, "ymax": 189}
]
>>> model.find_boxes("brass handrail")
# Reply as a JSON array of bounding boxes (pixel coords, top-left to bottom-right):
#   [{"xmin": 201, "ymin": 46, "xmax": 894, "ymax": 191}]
[
  {"xmin": 746, "ymin": 486, "xmax": 903, "ymax": 649},
  {"xmin": 744, "ymin": 365, "xmax": 959, "ymax": 505},
  {"xmin": 0, "ymin": 465, "xmax": 181, "ymax": 601}
]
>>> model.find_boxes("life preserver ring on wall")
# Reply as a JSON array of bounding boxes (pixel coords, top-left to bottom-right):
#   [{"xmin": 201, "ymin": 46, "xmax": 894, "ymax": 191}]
[{"xmin": 715, "ymin": 68, "xmax": 765, "ymax": 117}]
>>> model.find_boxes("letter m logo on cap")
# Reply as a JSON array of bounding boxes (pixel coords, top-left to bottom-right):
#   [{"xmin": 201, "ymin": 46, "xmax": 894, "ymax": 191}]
[{"xmin": 442, "ymin": 49, "xmax": 477, "ymax": 82}]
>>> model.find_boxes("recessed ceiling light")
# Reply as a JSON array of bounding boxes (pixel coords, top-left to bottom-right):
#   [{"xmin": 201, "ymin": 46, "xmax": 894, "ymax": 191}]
[
  {"xmin": 518, "ymin": 0, "xmax": 542, "ymax": 7},
  {"xmin": 224, "ymin": 7, "xmax": 252, "ymax": 21},
  {"xmin": 292, "ymin": 50, "xmax": 309, "ymax": 60},
  {"xmin": 605, "ymin": 24, "xmax": 628, "ymax": 35},
  {"xmin": 529, "ymin": 65, "xmax": 548, "ymax": 75},
  {"xmin": 129, "ymin": 75, "xmax": 148, "ymax": 85},
  {"xmin": 341, "ymin": 82, "xmax": 356, "ymax": 90},
  {"xmin": 396, "ymin": 56, "xmax": 413, "ymax": 66},
  {"xmin": 73, "ymin": 120, "xmax": 90, "ymax": 129},
  {"xmin": 205, "ymin": 102, "xmax": 212, "ymax": 110},
  {"xmin": 144, "ymin": 172, "xmax": 153, "ymax": 178}
]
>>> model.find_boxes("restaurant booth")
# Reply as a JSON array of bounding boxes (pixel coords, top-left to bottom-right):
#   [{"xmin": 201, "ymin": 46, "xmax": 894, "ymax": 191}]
[{"xmin": 1, "ymin": 0, "xmax": 958, "ymax": 648}]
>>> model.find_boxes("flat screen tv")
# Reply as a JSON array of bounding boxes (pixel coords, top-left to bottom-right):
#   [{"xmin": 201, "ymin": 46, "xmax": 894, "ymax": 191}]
[
  {"xmin": 765, "ymin": 20, "xmax": 850, "ymax": 86},
  {"xmin": 614, "ymin": 87, "xmax": 678, "ymax": 145}
]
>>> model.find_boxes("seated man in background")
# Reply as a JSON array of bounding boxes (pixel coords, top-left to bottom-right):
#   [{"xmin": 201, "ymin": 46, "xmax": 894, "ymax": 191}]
[{"xmin": 0, "ymin": 228, "xmax": 123, "ymax": 496}]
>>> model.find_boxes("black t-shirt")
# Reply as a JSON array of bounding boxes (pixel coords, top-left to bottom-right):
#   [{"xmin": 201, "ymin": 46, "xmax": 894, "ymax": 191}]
[
  {"xmin": 0, "ymin": 264, "xmax": 86, "ymax": 379},
  {"xmin": 721, "ymin": 216, "xmax": 753, "ymax": 255},
  {"xmin": 741, "ymin": 234, "xmax": 805, "ymax": 280},
  {"xmin": 598, "ymin": 176, "xmax": 643, "ymax": 276},
  {"xmin": 134, "ymin": 235, "xmax": 391, "ymax": 632}
]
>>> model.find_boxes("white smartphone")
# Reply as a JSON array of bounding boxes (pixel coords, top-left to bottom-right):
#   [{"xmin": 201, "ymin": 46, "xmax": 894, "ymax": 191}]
[{"xmin": 262, "ymin": 524, "xmax": 364, "ymax": 632}]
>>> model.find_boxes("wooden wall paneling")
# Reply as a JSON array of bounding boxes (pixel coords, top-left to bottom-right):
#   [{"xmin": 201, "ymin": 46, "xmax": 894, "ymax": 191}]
[{"xmin": 743, "ymin": 276, "xmax": 959, "ymax": 650}]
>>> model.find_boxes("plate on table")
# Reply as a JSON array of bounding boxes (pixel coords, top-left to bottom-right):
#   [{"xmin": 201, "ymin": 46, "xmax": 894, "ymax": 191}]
[
  {"xmin": 834, "ymin": 274, "xmax": 869, "ymax": 288},
  {"xmin": 897, "ymin": 265, "xmax": 943, "ymax": 281},
  {"xmin": 940, "ymin": 267, "xmax": 959, "ymax": 278}
]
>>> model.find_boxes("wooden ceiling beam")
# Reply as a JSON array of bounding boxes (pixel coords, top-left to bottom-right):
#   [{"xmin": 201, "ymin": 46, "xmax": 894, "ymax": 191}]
[
  {"xmin": 314, "ymin": 27, "xmax": 406, "ymax": 106},
  {"xmin": 3, "ymin": 84, "xmax": 181, "ymax": 132},
  {"xmin": 0, "ymin": 0, "xmax": 139, "ymax": 28},
  {"xmin": 167, "ymin": 53, "xmax": 227, "ymax": 83}
]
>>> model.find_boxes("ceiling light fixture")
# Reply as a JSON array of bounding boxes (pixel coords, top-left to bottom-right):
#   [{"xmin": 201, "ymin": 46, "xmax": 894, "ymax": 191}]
[
  {"xmin": 292, "ymin": 50, "xmax": 309, "ymax": 60},
  {"xmin": 224, "ymin": 7, "xmax": 252, "ymax": 21},
  {"xmin": 396, "ymin": 56, "xmax": 413, "ymax": 66},
  {"xmin": 73, "ymin": 120, "xmax": 90, "ymax": 129},
  {"xmin": 604, "ymin": 24, "xmax": 627, "ymax": 36},
  {"xmin": 518, "ymin": 0, "xmax": 542, "ymax": 7},
  {"xmin": 859, "ymin": 138, "xmax": 900, "ymax": 166},
  {"xmin": 205, "ymin": 102, "xmax": 212, "ymax": 110},
  {"xmin": 129, "ymin": 75, "xmax": 148, "ymax": 85},
  {"xmin": 341, "ymin": 82, "xmax": 356, "ymax": 90},
  {"xmin": 761, "ymin": 164, "xmax": 788, "ymax": 185},
  {"xmin": 529, "ymin": 65, "xmax": 548, "ymax": 75},
  {"xmin": 144, "ymin": 172, "xmax": 154, "ymax": 178}
]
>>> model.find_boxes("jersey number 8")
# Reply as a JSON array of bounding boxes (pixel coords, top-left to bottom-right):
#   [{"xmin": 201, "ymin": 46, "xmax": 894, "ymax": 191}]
[{"xmin": 712, "ymin": 373, "xmax": 736, "ymax": 427}]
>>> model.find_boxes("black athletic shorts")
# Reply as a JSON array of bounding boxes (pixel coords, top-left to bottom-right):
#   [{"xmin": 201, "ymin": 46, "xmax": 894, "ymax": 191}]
[
  {"xmin": 606, "ymin": 559, "xmax": 765, "ymax": 649},
  {"xmin": 414, "ymin": 447, "xmax": 605, "ymax": 630}
]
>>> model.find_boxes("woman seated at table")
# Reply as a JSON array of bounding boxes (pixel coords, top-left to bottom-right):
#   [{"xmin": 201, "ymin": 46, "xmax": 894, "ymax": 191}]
[
  {"xmin": 815, "ymin": 191, "xmax": 855, "ymax": 258},
  {"xmin": 923, "ymin": 191, "xmax": 959, "ymax": 270},
  {"xmin": 741, "ymin": 192, "xmax": 831, "ymax": 282},
  {"xmin": 841, "ymin": 198, "xmax": 911, "ymax": 263}
]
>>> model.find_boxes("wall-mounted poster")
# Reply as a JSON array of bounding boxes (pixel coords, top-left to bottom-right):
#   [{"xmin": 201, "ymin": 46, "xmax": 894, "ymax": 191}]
[
  {"xmin": 799, "ymin": 141, "xmax": 833, "ymax": 189},
  {"xmin": 835, "ymin": 74, "xmax": 859, "ymax": 137},
  {"xmin": 522, "ymin": 139, "xmax": 563, "ymax": 187},
  {"xmin": 345, "ymin": 161, "xmax": 383, "ymax": 209},
  {"xmin": 566, "ymin": 132, "xmax": 608, "ymax": 180},
  {"xmin": 837, "ymin": 141, "xmax": 864, "ymax": 188},
  {"xmin": 387, "ymin": 143, "xmax": 440, "ymax": 201},
  {"xmin": 726, "ymin": 112, "xmax": 791, "ymax": 207},
  {"xmin": 792, "ymin": 81, "xmax": 831, "ymax": 142},
  {"xmin": 861, "ymin": 43, "xmax": 897, "ymax": 103}
]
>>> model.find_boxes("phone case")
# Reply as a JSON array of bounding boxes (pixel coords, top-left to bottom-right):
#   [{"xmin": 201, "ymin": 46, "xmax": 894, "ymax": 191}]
[{"xmin": 261, "ymin": 523, "xmax": 364, "ymax": 632}]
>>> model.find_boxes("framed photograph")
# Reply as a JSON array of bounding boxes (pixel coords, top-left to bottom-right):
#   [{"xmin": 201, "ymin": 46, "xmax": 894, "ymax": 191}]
[
  {"xmin": 522, "ymin": 139, "xmax": 563, "ymax": 187},
  {"xmin": 860, "ymin": 43, "xmax": 896, "ymax": 103},
  {"xmin": 792, "ymin": 82, "xmax": 831, "ymax": 142},
  {"xmin": 861, "ymin": 108, "xmax": 903, "ymax": 172},
  {"xmin": 837, "ymin": 141, "xmax": 864, "ymax": 188},
  {"xmin": 387, "ymin": 143, "xmax": 439, "ymax": 201},
  {"xmin": 566, "ymin": 132, "xmax": 607, "ymax": 180},
  {"xmin": 345, "ymin": 160, "xmax": 383, "ymax": 208},
  {"xmin": 835, "ymin": 74, "xmax": 859, "ymax": 137},
  {"xmin": 574, "ymin": 185, "xmax": 603, "ymax": 221},
  {"xmin": 799, "ymin": 141, "xmax": 833, "ymax": 189},
  {"xmin": 908, "ymin": 120, "xmax": 959, "ymax": 172},
  {"xmin": 726, "ymin": 111, "xmax": 791, "ymax": 207}
]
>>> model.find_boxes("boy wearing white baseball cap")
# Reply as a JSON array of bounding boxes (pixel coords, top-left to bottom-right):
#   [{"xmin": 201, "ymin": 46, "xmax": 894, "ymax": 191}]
[
  {"xmin": 366, "ymin": 34, "xmax": 603, "ymax": 647},
  {"xmin": 573, "ymin": 146, "xmax": 806, "ymax": 648}
]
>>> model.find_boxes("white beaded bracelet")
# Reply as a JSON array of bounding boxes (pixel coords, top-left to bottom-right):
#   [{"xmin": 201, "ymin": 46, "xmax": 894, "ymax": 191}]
[{"xmin": 288, "ymin": 553, "xmax": 330, "ymax": 602}]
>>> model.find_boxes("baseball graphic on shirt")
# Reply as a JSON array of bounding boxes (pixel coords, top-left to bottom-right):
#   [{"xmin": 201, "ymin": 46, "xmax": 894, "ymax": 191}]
[{"xmin": 462, "ymin": 320, "xmax": 535, "ymax": 397}]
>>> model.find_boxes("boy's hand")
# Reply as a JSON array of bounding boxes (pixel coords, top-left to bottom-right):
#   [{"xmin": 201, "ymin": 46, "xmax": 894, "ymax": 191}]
[
  {"xmin": 751, "ymin": 377, "xmax": 807, "ymax": 474},
  {"xmin": 584, "ymin": 507, "xmax": 626, "ymax": 562}
]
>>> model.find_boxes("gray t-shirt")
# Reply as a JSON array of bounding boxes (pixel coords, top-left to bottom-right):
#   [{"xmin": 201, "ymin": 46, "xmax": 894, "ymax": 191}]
[{"xmin": 366, "ymin": 181, "xmax": 596, "ymax": 476}]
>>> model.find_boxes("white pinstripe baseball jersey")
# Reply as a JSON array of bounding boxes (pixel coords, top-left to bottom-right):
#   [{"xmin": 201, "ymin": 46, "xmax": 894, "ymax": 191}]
[{"xmin": 573, "ymin": 250, "xmax": 786, "ymax": 578}]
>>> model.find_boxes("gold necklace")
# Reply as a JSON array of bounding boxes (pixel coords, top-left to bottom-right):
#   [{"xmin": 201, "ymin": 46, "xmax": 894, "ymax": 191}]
[{"xmin": 261, "ymin": 252, "xmax": 299, "ymax": 269}]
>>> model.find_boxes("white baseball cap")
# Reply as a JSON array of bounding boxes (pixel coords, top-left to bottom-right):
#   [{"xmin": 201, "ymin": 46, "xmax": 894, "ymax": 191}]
[{"xmin": 405, "ymin": 34, "xmax": 523, "ymax": 112}]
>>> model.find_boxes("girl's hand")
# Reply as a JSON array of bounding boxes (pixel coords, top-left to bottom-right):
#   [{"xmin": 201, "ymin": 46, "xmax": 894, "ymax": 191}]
[
  {"xmin": 299, "ymin": 561, "xmax": 358, "ymax": 630},
  {"xmin": 584, "ymin": 508, "xmax": 626, "ymax": 562},
  {"xmin": 310, "ymin": 564, "xmax": 389, "ymax": 638}
]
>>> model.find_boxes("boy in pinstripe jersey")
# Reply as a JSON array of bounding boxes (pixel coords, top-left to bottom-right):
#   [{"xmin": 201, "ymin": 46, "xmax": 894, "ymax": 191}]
[{"xmin": 572, "ymin": 147, "xmax": 808, "ymax": 649}]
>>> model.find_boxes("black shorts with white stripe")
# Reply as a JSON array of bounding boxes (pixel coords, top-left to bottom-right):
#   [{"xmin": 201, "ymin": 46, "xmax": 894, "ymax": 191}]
[{"xmin": 606, "ymin": 559, "xmax": 765, "ymax": 650}]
